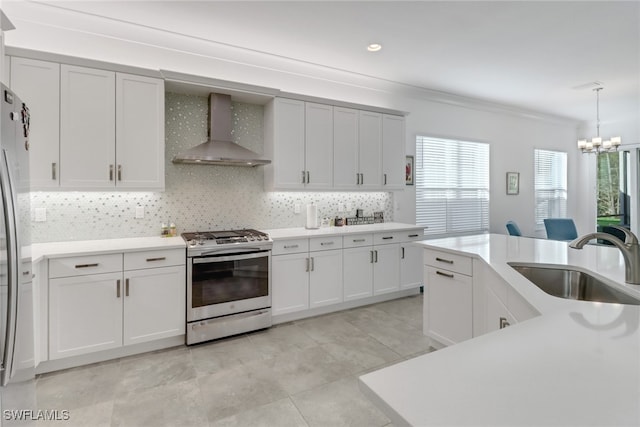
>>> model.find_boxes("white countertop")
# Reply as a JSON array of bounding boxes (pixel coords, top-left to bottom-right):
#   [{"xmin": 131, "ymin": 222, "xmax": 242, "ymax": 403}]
[
  {"xmin": 359, "ymin": 234, "xmax": 640, "ymax": 426},
  {"xmin": 31, "ymin": 236, "xmax": 186, "ymax": 263},
  {"xmin": 264, "ymin": 222, "xmax": 424, "ymax": 240}
]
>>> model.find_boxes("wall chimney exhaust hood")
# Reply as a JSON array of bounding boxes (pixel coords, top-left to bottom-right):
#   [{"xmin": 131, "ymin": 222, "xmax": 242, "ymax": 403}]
[{"xmin": 172, "ymin": 93, "xmax": 271, "ymax": 167}]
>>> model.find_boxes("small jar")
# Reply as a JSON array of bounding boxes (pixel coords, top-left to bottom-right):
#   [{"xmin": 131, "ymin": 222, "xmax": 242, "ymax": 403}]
[
  {"xmin": 161, "ymin": 223, "xmax": 169, "ymax": 237},
  {"xmin": 169, "ymin": 223, "xmax": 177, "ymax": 237}
]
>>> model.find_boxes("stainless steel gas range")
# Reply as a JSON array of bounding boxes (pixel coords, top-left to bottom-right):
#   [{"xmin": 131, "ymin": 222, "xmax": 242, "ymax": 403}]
[{"xmin": 183, "ymin": 229, "xmax": 272, "ymax": 345}]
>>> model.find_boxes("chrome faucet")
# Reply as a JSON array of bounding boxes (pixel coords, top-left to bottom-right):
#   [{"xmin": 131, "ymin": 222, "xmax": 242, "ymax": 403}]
[{"xmin": 569, "ymin": 225, "xmax": 640, "ymax": 285}]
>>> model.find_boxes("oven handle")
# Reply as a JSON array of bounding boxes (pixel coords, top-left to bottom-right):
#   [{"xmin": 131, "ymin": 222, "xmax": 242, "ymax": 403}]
[{"xmin": 193, "ymin": 250, "xmax": 270, "ymax": 264}]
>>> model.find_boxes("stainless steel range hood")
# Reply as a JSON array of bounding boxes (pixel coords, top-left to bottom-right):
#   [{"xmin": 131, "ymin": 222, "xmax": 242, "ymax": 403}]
[{"xmin": 172, "ymin": 93, "xmax": 270, "ymax": 167}]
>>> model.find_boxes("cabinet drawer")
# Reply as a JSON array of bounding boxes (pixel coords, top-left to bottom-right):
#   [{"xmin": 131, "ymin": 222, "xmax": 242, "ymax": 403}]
[
  {"xmin": 124, "ymin": 249, "xmax": 185, "ymax": 271},
  {"xmin": 373, "ymin": 231, "xmax": 403, "ymax": 245},
  {"xmin": 309, "ymin": 236, "xmax": 343, "ymax": 252},
  {"xmin": 272, "ymin": 239, "xmax": 309, "ymax": 255},
  {"xmin": 343, "ymin": 234, "xmax": 373, "ymax": 248},
  {"xmin": 424, "ymin": 249, "xmax": 472, "ymax": 276},
  {"xmin": 397, "ymin": 229, "xmax": 425, "ymax": 242},
  {"xmin": 49, "ymin": 253, "xmax": 123, "ymax": 278}
]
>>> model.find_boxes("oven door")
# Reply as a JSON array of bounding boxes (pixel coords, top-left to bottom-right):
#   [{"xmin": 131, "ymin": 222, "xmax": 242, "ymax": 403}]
[{"xmin": 187, "ymin": 249, "xmax": 271, "ymax": 322}]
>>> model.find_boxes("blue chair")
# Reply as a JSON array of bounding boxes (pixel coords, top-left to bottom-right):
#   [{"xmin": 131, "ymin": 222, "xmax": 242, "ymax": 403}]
[
  {"xmin": 543, "ymin": 218, "xmax": 578, "ymax": 241},
  {"xmin": 506, "ymin": 221, "xmax": 522, "ymax": 236}
]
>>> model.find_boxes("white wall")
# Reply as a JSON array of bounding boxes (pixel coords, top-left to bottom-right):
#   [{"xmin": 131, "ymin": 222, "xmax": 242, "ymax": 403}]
[{"xmin": 4, "ymin": 18, "xmax": 586, "ymax": 237}]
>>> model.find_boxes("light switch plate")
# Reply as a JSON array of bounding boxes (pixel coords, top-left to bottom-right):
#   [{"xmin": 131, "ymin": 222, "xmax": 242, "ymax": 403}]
[
  {"xmin": 135, "ymin": 206, "xmax": 145, "ymax": 219},
  {"xmin": 294, "ymin": 204, "xmax": 301, "ymax": 214},
  {"xmin": 35, "ymin": 207, "xmax": 46, "ymax": 222}
]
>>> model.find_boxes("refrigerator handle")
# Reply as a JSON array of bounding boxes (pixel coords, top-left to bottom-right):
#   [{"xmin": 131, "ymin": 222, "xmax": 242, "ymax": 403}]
[{"xmin": 0, "ymin": 149, "xmax": 19, "ymax": 386}]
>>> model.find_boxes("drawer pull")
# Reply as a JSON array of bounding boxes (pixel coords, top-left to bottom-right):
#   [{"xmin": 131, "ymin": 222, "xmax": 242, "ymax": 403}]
[
  {"xmin": 409, "ymin": 234, "xmax": 419, "ymax": 238},
  {"xmin": 284, "ymin": 244, "xmax": 299, "ymax": 249},
  {"xmin": 320, "ymin": 241, "xmax": 334, "ymax": 246},
  {"xmin": 435, "ymin": 257, "xmax": 454, "ymax": 265},
  {"xmin": 116, "ymin": 279, "xmax": 121, "ymax": 298},
  {"xmin": 436, "ymin": 270, "xmax": 454, "ymax": 279},
  {"xmin": 353, "ymin": 238, "xmax": 366, "ymax": 243},
  {"xmin": 146, "ymin": 257, "xmax": 166, "ymax": 262},
  {"xmin": 125, "ymin": 278, "xmax": 130, "ymax": 297},
  {"xmin": 75, "ymin": 263, "xmax": 99, "ymax": 269},
  {"xmin": 382, "ymin": 236, "xmax": 393, "ymax": 240}
]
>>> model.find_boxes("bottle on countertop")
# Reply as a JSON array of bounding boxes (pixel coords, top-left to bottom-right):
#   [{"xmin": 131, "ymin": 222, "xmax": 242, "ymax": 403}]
[
  {"xmin": 161, "ymin": 222, "xmax": 169, "ymax": 237},
  {"xmin": 170, "ymin": 222, "xmax": 177, "ymax": 237}
]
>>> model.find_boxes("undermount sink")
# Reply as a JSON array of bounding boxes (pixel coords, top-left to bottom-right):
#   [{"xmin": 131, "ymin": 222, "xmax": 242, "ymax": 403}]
[{"xmin": 508, "ymin": 263, "xmax": 640, "ymax": 305}]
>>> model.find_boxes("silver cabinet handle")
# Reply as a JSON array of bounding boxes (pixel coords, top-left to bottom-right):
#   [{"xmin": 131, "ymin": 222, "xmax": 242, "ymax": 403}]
[
  {"xmin": 370, "ymin": 250, "xmax": 374, "ymax": 263},
  {"xmin": 310, "ymin": 257, "xmax": 314, "ymax": 271},
  {"xmin": 125, "ymin": 278, "xmax": 130, "ymax": 297},
  {"xmin": 109, "ymin": 164, "xmax": 114, "ymax": 181},
  {"xmin": 401, "ymin": 247, "xmax": 405, "ymax": 259},
  {"xmin": 116, "ymin": 279, "xmax": 121, "ymax": 298},
  {"xmin": 302, "ymin": 171, "xmax": 306, "ymax": 184},
  {"xmin": 356, "ymin": 173, "xmax": 360, "ymax": 185},
  {"xmin": 435, "ymin": 257, "xmax": 454, "ymax": 264},
  {"xmin": 499, "ymin": 317, "xmax": 510, "ymax": 329},
  {"xmin": 284, "ymin": 244, "xmax": 299, "ymax": 249},
  {"xmin": 409, "ymin": 234, "xmax": 419, "ymax": 238},
  {"xmin": 360, "ymin": 173, "xmax": 364, "ymax": 185},
  {"xmin": 51, "ymin": 162, "xmax": 57, "ymax": 180},
  {"xmin": 75, "ymin": 263, "xmax": 99, "ymax": 269},
  {"xmin": 374, "ymin": 250, "xmax": 378, "ymax": 263},
  {"xmin": 306, "ymin": 171, "xmax": 310, "ymax": 184},
  {"xmin": 146, "ymin": 257, "xmax": 166, "ymax": 262},
  {"xmin": 353, "ymin": 238, "xmax": 366, "ymax": 243},
  {"xmin": 117, "ymin": 164, "xmax": 122, "ymax": 181},
  {"xmin": 384, "ymin": 173, "xmax": 387, "ymax": 185},
  {"xmin": 382, "ymin": 236, "xmax": 393, "ymax": 240},
  {"xmin": 436, "ymin": 270, "xmax": 454, "ymax": 279},
  {"xmin": 305, "ymin": 257, "xmax": 310, "ymax": 272},
  {"xmin": 320, "ymin": 241, "xmax": 334, "ymax": 246}
]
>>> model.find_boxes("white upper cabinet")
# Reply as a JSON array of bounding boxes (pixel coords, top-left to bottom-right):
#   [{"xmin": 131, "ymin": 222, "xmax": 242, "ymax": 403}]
[
  {"xmin": 358, "ymin": 110, "xmax": 383, "ymax": 189},
  {"xmin": 115, "ymin": 73, "xmax": 164, "ymax": 190},
  {"xmin": 382, "ymin": 114, "xmax": 406, "ymax": 190},
  {"xmin": 333, "ymin": 107, "xmax": 359, "ymax": 190},
  {"xmin": 266, "ymin": 98, "xmax": 306, "ymax": 190},
  {"xmin": 266, "ymin": 96, "xmax": 405, "ymax": 192},
  {"xmin": 10, "ymin": 57, "xmax": 61, "ymax": 189},
  {"xmin": 60, "ymin": 64, "xmax": 116, "ymax": 189},
  {"xmin": 304, "ymin": 102, "xmax": 333, "ymax": 189}
]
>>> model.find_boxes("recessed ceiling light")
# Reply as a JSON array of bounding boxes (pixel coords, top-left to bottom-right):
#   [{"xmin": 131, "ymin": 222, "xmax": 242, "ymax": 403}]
[{"xmin": 367, "ymin": 43, "xmax": 382, "ymax": 52}]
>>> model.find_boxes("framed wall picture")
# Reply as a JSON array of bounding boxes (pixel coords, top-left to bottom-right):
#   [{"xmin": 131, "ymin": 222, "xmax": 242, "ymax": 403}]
[
  {"xmin": 506, "ymin": 172, "xmax": 519, "ymax": 195},
  {"xmin": 406, "ymin": 155, "xmax": 414, "ymax": 185}
]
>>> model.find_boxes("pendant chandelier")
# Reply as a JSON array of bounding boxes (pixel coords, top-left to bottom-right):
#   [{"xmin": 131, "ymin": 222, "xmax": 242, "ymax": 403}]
[{"xmin": 577, "ymin": 87, "xmax": 621, "ymax": 154}]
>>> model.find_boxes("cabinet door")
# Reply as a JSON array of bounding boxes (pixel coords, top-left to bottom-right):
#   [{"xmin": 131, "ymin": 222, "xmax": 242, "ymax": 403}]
[
  {"xmin": 272, "ymin": 98, "xmax": 305, "ymax": 189},
  {"xmin": 482, "ymin": 284, "xmax": 516, "ymax": 335},
  {"xmin": 304, "ymin": 102, "xmax": 333, "ymax": 189},
  {"xmin": 373, "ymin": 244, "xmax": 400, "ymax": 295},
  {"xmin": 10, "ymin": 57, "xmax": 61, "ymax": 189},
  {"xmin": 309, "ymin": 249, "xmax": 343, "ymax": 308},
  {"xmin": 343, "ymin": 246, "xmax": 374, "ymax": 301},
  {"xmin": 333, "ymin": 106, "xmax": 359, "ymax": 190},
  {"xmin": 272, "ymin": 253, "xmax": 309, "ymax": 316},
  {"xmin": 382, "ymin": 114, "xmax": 405, "ymax": 190},
  {"xmin": 123, "ymin": 265, "xmax": 185, "ymax": 346},
  {"xmin": 358, "ymin": 110, "xmax": 382, "ymax": 189},
  {"xmin": 424, "ymin": 266, "xmax": 472, "ymax": 346},
  {"xmin": 400, "ymin": 244, "xmax": 423, "ymax": 289},
  {"xmin": 116, "ymin": 73, "xmax": 165, "ymax": 190},
  {"xmin": 49, "ymin": 272, "xmax": 123, "ymax": 360},
  {"xmin": 60, "ymin": 65, "xmax": 115, "ymax": 188}
]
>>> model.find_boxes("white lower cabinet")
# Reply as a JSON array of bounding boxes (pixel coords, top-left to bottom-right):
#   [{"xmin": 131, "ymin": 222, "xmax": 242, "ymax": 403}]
[
  {"xmin": 48, "ymin": 249, "xmax": 185, "ymax": 361},
  {"xmin": 400, "ymin": 244, "xmax": 423, "ymax": 289},
  {"xmin": 50, "ymin": 272, "xmax": 123, "ymax": 359},
  {"xmin": 343, "ymin": 246, "xmax": 374, "ymax": 301},
  {"xmin": 424, "ymin": 249, "xmax": 473, "ymax": 347},
  {"xmin": 373, "ymin": 243, "xmax": 400, "ymax": 295},
  {"xmin": 272, "ymin": 253, "xmax": 310, "ymax": 315},
  {"xmin": 309, "ymin": 249, "xmax": 343, "ymax": 308}
]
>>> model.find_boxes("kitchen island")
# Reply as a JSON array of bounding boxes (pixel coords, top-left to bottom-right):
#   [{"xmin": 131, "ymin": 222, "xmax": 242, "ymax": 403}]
[{"xmin": 359, "ymin": 234, "xmax": 640, "ymax": 426}]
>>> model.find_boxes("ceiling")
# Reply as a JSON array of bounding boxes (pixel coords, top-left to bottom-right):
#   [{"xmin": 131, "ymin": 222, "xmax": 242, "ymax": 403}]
[{"xmin": 2, "ymin": 1, "xmax": 639, "ymax": 123}]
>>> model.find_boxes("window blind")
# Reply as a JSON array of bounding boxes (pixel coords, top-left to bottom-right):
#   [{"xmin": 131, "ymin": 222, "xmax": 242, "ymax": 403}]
[
  {"xmin": 416, "ymin": 136, "xmax": 490, "ymax": 237},
  {"xmin": 534, "ymin": 149, "xmax": 567, "ymax": 227}
]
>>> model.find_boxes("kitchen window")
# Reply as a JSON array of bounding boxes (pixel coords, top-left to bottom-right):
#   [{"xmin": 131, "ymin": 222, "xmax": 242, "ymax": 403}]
[
  {"xmin": 415, "ymin": 136, "xmax": 489, "ymax": 237},
  {"xmin": 534, "ymin": 149, "xmax": 567, "ymax": 228}
]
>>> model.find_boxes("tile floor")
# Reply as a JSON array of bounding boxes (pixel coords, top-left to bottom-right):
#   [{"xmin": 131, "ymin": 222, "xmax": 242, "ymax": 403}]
[{"xmin": 32, "ymin": 294, "xmax": 432, "ymax": 427}]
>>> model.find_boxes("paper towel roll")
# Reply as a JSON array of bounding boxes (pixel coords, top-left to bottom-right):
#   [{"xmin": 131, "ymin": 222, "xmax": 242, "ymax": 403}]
[{"xmin": 306, "ymin": 204, "xmax": 318, "ymax": 229}]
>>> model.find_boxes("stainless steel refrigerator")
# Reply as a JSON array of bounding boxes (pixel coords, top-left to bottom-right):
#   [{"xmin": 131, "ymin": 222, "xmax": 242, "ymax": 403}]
[{"xmin": 0, "ymin": 82, "xmax": 35, "ymax": 424}]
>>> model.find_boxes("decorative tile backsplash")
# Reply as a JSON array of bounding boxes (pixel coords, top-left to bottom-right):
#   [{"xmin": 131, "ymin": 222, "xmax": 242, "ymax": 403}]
[{"xmin": 30, "ymin": 93, "xmax": 392, "ymax": 242}]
